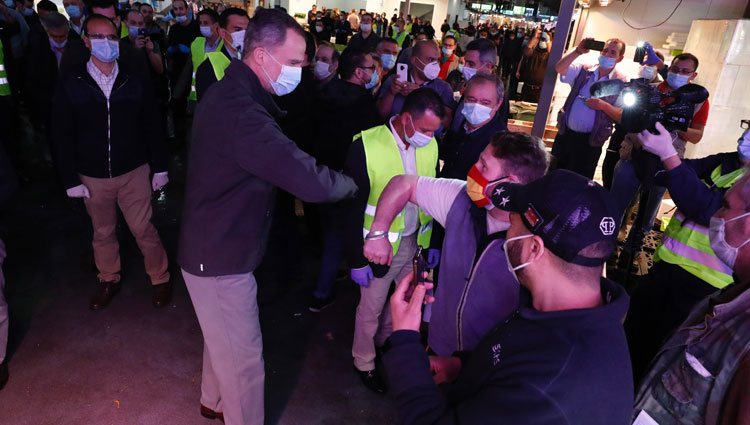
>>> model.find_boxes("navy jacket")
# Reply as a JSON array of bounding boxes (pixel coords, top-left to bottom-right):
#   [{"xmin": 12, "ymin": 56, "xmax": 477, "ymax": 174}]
[
  {"xmin": 385, "ymin": 278, "xmax": 634, "ymax": 425},
  {"xmin": 178, "ymin": 62, "xmax": 357, "ymax": 276}
]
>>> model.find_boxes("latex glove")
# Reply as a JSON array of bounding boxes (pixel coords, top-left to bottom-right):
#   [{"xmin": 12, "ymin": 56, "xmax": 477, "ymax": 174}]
[
  {"xmin": 637, "ymin": 122, "xmax": 677, "ymax": 161},
  {"xmin": 66, "ymin": 184, "xmax": 90, "ymax": 198},
  {"xmin": 152, "ymin": 172, "xmax": 169, "ymax": 191},
  {"xmin": 427, "ymin": 249, "xmax": 441, "ymax": 269},
  {"xmin": 351, "ymin": 265, "xmax": 374, "ymax": 288},
  {"xmin": 644, "ymin": 42, "xmax": 661, "ymax": 66}
]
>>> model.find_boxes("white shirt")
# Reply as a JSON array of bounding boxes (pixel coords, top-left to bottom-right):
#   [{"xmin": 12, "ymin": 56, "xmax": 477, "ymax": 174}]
[
  {"xmin": 561, "ymin": 63, "xmax": 617, "ymax": 133},
  {"xmin": 415, "ymin": 177, "xmax": 509, "ymax": 234},
  {"xmin": 205, "ymin": 37, "xmax": 221, "ymax": 53},
  {"xmin": 388, "ymin": 116, "xmax": 419, "ymax": 236},
  {"xmin": 86, "ymin": 59, "xmax": 119, "ymax": 99}
]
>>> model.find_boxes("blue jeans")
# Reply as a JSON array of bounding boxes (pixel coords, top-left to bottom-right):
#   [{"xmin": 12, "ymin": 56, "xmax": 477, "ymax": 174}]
[
  {"xmin": 313, "ymin": 204, "xmax": 345, "ymax": 299},
  {"xmin": 610, "ymin": 159, "xmax": 667, "ymax": 253}
]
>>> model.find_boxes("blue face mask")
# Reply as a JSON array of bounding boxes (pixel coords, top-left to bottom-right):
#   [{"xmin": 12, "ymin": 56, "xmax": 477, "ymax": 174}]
[
  {"xmin": 90, "ymin": 38, "xmax": 120, "ymax": 63},
  {"xmin": 381, "ymin": 53, "xmax": 396, "ymax": 70},
  {"xmin": 65, "ymin": 5, "xmax": 82, "ymax": 19},
  {"xmin": 667, "ymin": 72, "xmax": 690, "ymax": 89},
  {"xmin": 175, "ymin": 15, "xmax": 188, "ymax": 23},
  {"xmin": 598, "ymin": 55, "xmax": 616, "ymax": 70},
  {"xmin": 128, "ymin": 26, "xmax": 140, "ymax": 38},
  {"xmin": 365, "ymin": 70, "xmax": 379, "ymax": 90}
]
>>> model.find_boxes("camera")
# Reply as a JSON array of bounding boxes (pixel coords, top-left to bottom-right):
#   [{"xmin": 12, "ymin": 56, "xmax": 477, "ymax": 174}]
[{"xmin": 589, "ymin": 78, "xmax": 709, "ymax": 134}]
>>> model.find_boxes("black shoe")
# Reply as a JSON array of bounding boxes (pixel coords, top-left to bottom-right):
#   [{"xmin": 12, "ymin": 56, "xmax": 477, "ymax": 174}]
[
  {"xmin": 0, "ymin": 361, "xmax": 8, "ymax": 390},
  {"xmin": 355, "ymin": 367, "xmax": 387, "ymax": 394},
  {"xmin": 152, "ymin": 282, "xmax": 172, "ymax": 308},
  {"xmin": 90, "ymin": 280, "xmax": 121, "ymax": 310},
  {"xmin": 308, "ymin": 296, "xmax": 334, "ymax": 313},
  {"xmin": 200, "ymin": 404, "xmax": 224, "ymax": 422}
]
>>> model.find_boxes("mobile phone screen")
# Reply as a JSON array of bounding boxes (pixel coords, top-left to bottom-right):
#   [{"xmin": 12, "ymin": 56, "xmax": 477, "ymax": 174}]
[{"xmin": 584, "ymin": 39, "xmax": 605, "ymax": 51}]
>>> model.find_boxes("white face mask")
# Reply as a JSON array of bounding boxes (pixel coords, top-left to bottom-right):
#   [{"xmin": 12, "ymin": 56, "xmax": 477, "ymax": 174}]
[
  {"xmin": 405, "ymin": 115, "xmax": 432, "ymax": 147},
  {"xmin": 381, "ymin": 53, "xmax": 396, "ymax": 70},
  {"xmin": 313, "ymin": 60, "xmax": 332, "ymax": 80},
  {"xmin": 441, "ymin": 47, "xmax": 453, "ymax": 56},
  {"xmin": 638, "ymin": 65, "xmax": 656, "ymax": 81},
  {"xmin": 502, "ymin": 234, "xmax": 541, "ymax": 284},
  {"xmin": 418, "ymin": 58, "xmax": 440, "ymax": 81},
  {"xmin": 200, "ymin": 25, "xmax": 212, "ymax": 37},
  {"xmin": 230, "ymin": 29, "xmax": 245, "ymax": 54},
  {"xmin": 709, "ymin": 211, "xmax": 750, "ymax": 268},
  {"xmin": 462, "ymin": 65, "xmax": 478, "ymax": 81},
  {"xmin": 261, "ymin": 50, "xmax": 302, "ymax": 96},
  {"xmin": 462, "ymin": 102, "xmax": 494, "ymax": 126},
  {"xmin": 360, "ymin": 23, "xmax": 371, "ymax": 32}
]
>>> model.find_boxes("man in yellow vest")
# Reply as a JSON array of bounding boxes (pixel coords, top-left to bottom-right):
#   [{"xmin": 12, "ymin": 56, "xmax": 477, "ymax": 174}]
[
  {"xmin": 179, "ymin": 8, "xmax": 223, "ymax": 103},
  {"xmin": 624, "ymin": 121, "xmax": 750, "ymax": 382},
  {"xmin": 344, "ymin": 88, "xmax": 443, "ymax": 393},
  {"xmin": 193, "ymin": 7, "xmax": 248, "ymax": 102}
]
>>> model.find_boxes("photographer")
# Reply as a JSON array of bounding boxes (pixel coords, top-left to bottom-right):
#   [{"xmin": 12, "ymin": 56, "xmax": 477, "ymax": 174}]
[
  {"xmin": 383, "ymin": 170, "xmax": 633, "ymax": 425},
  {"xmin": 623, "ymin": 122, "xmax": 748, "ymax": 382},
  {"xmin": 611, "ymin": 53, "xmax": 708, "ymax": 269},
  {"xmin": 552, "ymin": 37, "xmax": 628, "ymax": 179},
  {"xmin": 124, "ymin": 10, "xmax": 163, "ymax": 76}
]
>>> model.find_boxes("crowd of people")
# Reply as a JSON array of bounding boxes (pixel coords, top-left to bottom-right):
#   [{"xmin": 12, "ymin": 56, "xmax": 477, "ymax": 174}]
[{"xmin": 0, "ymin": 1, "xmax": 749, "ymax": 425}]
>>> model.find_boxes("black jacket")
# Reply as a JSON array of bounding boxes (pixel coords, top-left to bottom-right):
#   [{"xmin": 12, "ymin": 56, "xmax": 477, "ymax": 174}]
[
  {"xmin": 24, "ymin": 32, "xmax": 77, "ymax": 125},
  {"xmin": 384, "ymin": 278, "xmax": 634, "ymax": 425},
  {"xmin": 440, "ymin": 111, "xmax": 508, "ymax": 180},
  {"xmin": 177, "ymin": 61, "xmax": 358, "ymax": 276},
  {"xmin": 50, "ymin": 60, "xmax": 166, "ymax": 189},
  {"xmin": 346, "ymin": 32, "xmax": 380, "ymax": 53},
  {"xmin": 194, "ymin": 47, "xmax": 233, "ymax": 102}
]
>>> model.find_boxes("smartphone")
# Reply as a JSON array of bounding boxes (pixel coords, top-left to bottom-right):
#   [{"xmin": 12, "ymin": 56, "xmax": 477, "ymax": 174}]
[
  {"xmin": 137, "ymin": 28, "xmax": 148, "ymax": 37},
  {"xmin": 396, "ymin": 63, "xmax": 408, "ymax": 82},
  {"xmin": 405, "ymin": 246, "xmax": 427, "ymax": 302},
  {"xmin": 583, "ymin": 39, "xmax": 606, "ymax": 51}
]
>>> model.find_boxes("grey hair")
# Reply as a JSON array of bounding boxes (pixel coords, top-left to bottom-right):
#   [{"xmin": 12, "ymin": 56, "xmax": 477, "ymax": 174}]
[
  {"xmin": 242, "ymin": 8, "xmax": 305, "ymax": 59},
  {"xmin": 466, "ymin": 72, "xmax": 505, "ymax": 103},
  {"xmin": 42, "ymin": 11, "xmax": 70, "ymax": 31}
]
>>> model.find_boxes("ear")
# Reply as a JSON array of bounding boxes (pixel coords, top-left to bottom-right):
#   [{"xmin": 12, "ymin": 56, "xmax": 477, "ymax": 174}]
[
  {"xmin": 528, "ymin": 235, "xmax": 546, "ymax": 261},
  {"xmin": 83, "ymin": 36, "xmax": 91, "ymax": 49},
  {"xmin": 690, "ymin": 71, "xmax": 698, "ymax": 81}
]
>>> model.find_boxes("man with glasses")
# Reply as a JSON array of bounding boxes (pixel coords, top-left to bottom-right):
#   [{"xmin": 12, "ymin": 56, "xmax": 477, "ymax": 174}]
[
  {"xmin": 51, "ymin": 14, "xmax": 170, "ymax": 311},
  {"xmin": 610, "ymin": 53, "xmax": 709, "ymax": 273}
]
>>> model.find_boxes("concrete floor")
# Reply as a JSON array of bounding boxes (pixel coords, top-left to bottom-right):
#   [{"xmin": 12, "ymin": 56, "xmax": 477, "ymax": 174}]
[{"xmin": 0, "ymin": 144, "xmax": 396, "ymax": 424}]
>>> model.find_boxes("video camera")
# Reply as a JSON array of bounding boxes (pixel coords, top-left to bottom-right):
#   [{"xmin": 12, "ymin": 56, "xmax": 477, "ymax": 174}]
[{"xmin": 589, "ymin": 78, "xmax": 709, "ymax": 134}]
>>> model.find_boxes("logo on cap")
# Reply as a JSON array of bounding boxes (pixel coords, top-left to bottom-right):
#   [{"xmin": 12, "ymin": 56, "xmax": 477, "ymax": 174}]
[{"xmin": 599, "ymin": 217, "xmax": 616, "ymax": 236}]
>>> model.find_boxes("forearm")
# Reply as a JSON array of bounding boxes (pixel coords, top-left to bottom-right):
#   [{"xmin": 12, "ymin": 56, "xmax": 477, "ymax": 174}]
[
  {"xmin": 377, "ymin": 92, "xmax": 395, "ymax": 119},
  {"xmin": 370, "ymin": 175, "xmax": 419, "ymax": 232},
  {"xmin": 147, "ymin": 50, "xmax": 164, "ymax": 74},
  {"xmin": 601, "ymin": 103, "xmax": 623, "ymax": 123},
  {"xmin": 678, "ymin": 127, "xmax": 703, "ymax": 144},
  {"xmin": 554, "ymin": 49, "xmax": 580, "ymax": 75}
]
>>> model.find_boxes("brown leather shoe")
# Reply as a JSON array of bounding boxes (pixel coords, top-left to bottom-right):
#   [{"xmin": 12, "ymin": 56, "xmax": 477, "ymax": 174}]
[
  {"xmin": 152, "ymin": 282, "xmax": 172, "ymax": 308},
  {"xmin": 200, "ymin": 404, "xmax": 224, "ymax": 422},
  {"xmin": 89, "ymin": 280, "xmax": 121, "ymax": 310}
]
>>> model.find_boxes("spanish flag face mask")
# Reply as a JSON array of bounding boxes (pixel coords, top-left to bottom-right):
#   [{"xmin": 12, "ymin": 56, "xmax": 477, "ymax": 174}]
[{"xmin": 466, "ymin": 165, "xmax": 508, "ymax": 209}]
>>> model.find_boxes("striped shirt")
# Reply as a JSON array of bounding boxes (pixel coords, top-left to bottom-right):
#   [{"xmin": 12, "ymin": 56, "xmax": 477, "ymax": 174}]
[{"xmin": 86, "ymin": 59, "xmax": 119, "ymax": 99}]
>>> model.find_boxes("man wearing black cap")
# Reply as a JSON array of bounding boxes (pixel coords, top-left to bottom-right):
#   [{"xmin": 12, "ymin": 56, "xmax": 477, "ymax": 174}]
[{"xmin": 383, "ymin": 169, "xmax": 634, "ymax": 424}]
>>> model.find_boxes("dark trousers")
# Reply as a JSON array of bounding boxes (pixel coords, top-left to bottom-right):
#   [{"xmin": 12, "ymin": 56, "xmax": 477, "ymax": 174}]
[
  {"xmin": 550, "ymin": 129, "xmax": 602, "ymax": 180},
  {"xmin": 623, "ymin": 261, "xmax": 718, "ymax": 385}
]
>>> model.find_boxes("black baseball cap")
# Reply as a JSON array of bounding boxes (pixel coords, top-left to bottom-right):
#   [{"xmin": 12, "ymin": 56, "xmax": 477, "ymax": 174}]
[{"xmin": 490, "ymin": 170, "xmax": 619, "ymax": 266}]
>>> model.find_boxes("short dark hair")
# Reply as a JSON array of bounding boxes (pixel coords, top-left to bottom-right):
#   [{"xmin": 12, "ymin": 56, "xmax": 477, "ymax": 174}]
[
  {"xmin": 401, "ymin": 87, "xmax": 444, "ymax": 120},
  {"xmin": 171, "ymin": 0, "xmax": 188, "ymax": 8},
  {"xmin": 466, "ymin": 38, "xmax": 497, "ymax": 67},
  {"xmin": 219, "ymin": 7, "xmax": 249, "ymax": 28},
  {"xmin": 672, "ymin": 52, "xmax": 699, "ymax": 72},
  {"xmin": 377, "ymin": 38, "xmax": 398, "ymax": 49},
  {"xmin": 412, "ymin": 39, "xmax": 438, "ymax": 58},
  {"xmin": 36, "ymin": 0, "xmax": 57, "ymax": 12},
  {"xmin": 140, "ymin": 3, "xmax": 153, "ymax": 10},
  {"xmin": 83, "ymin": 13, "xmax": 117, "ymax": 36},
  {"xmin": 197, "ymin": 8, "xmax": 220, "ymax": 24},
  {"xmin": 489, "ymin": 132, "xmax": 549, "ymax": 184},
  {"xmin": 318, "ymin": 41, "xmax": 340, "ymax": 61},
  {"xmin": 338, "ymin": 47, "xmax": 367, "ymax": 80},
  {"xmin": 42, "ymin": 11, "xmax": 69, "ymax": 30},
  {"xmin": 442, "ymin": 34, "xmax": 456, "ymax": 44},
  {"xmin": 361, "ymin": 12, "xmax": 373, "ymax": 21},
  {"xmin": 89, "ymin": 0, "xmax": 116, "ymax": 12},
  {"xmin": 242, "ymin": 8, "xmax": 305, "ymax": 59}
]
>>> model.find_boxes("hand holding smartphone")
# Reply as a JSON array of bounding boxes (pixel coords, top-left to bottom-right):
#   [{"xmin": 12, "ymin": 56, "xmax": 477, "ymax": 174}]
[
  {"xmin": 405, "ymin": 246, "xmax": 428, "ymax": 302},
  {"xmin": 396, "ymin": 63, "xmax": 408, "ymax": 82},
  {"xmin": 583, "ymin": 39, "xmax": 605, "ymax": 51}
]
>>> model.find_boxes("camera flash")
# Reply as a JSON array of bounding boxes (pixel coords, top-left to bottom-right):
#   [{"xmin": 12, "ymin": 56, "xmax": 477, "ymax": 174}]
[
  {"xmin": 636, "ymin": 41, "xmax": 645, "ymax": 48},
  {"xmin": 623, "ymin": 92, "xmax": 637, "ymax": 107}
]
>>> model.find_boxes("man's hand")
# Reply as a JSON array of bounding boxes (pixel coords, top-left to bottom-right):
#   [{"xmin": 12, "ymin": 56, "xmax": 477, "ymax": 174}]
[
  {"xmin": 66, "ymin": 184, "xmax": 90, "ymax": 198},
  {"xmin": 638, "ymin": 122, "xmax": 677, "ymax": 161},
  {"xmin": 145, "ymin": 37, "xmax": 155, "ymax": 52},
  {"xmin": 351, "ymin": 265, "xmax": 374, "ymax": 288},
  {"xmin": 429, "ymin": 356, "xmax": 462, "ymax": 384},
  {"xmin": 134, "ymin": 35, "xmax": 147, "ymax": 49},
  {"xmin": 584, "ymin": 97, "xmax": 608, "ymax": 111},
  {"xmin": 400, "ymin": 81, "xmax": 418, "ymax": 96},
  {"xmin": 426, "ymin": 249, "xmax": 440, "ymax": 269},
  {"xmin": 151, "ymin": 172, "xmax": 169, "ymax": 191},
  {"xmin": 364, "ymin": 237, "xmax": 393, "ymax": 265},
  {"xmin": 389, "ymin": 78, "xmax": 402, "ymax": 96},
  {"xmin": 390, "ymin": 271, "xmax": 434, "ymax": 332},
  {"xmin": 575, "ymin": 37, "xmax": 592, "ymax": 55}
]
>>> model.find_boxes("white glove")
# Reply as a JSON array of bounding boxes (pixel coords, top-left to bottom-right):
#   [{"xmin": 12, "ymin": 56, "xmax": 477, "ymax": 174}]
[
  {"xmin": 66, "ymin": 184, "xmax": 90, "ymax": 198},
  {"xmin": 637, "ymin": 122, "xmax": 677, "ymax": 161},
  {"xmin": 152, "ymin": 172, "xmax": 169, "ymax": 191}
]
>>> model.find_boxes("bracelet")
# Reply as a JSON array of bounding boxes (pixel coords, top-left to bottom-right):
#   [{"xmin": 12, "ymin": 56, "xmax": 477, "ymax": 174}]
[{"xmin": 365, "ymin": 230, "xmax": 387, "ymax": 241}]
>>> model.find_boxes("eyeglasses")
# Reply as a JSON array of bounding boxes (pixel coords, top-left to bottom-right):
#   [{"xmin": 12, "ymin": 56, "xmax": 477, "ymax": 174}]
[
  {"xmin": 87, "ymin": 33, "xmax": 119, "ymax": 41},
  {"xmin": 358, "ymin": 65, "xmax": 376, "ymax": 71},
  {"xmin": 668, "ymin": 66, "xmax": 695, "ymax": 75}
]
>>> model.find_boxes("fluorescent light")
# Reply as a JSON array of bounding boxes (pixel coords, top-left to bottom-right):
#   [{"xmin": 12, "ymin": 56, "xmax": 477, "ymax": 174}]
[{"xmin": 599, "ymin": 0, "xmax": 610, "ymax": 5}]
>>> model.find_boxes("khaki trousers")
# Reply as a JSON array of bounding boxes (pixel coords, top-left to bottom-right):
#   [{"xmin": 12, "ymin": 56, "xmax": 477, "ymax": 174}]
[
  {"xmin": 352, "ymin": 233, "xmax": 416, "ymax": 371},
  {"xmin": 81, "ymin": 164, "xmax": 169, "ymax": 285}
]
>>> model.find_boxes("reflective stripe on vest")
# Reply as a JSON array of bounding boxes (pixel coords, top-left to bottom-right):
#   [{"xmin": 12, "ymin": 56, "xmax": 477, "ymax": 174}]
[
  {"xmin": 655, "ymin": 211, "xmax": 733, "ymax": 289},
  {"xmin": 189, "ymin": 37, "xmax": 224, "ymax": 101},
  {"xmin": 710, "ymin": 164, "xmax": 745, "ymax": 188},
  {"xmin": 360, "ymin": 125, "xmax": 437, "ymax": 254},
  {"xmin": 0, "ymin": 39, "xmax": 9, "ymax": 97}
]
